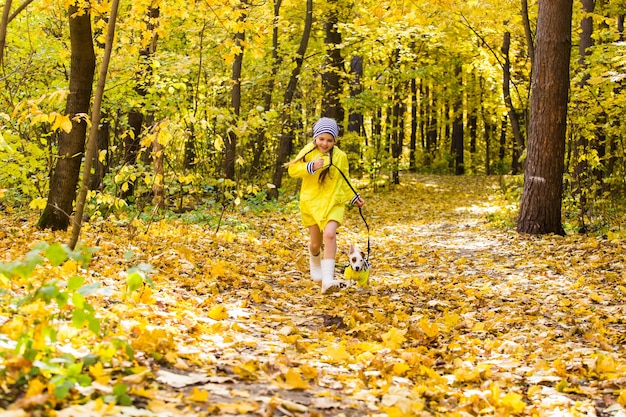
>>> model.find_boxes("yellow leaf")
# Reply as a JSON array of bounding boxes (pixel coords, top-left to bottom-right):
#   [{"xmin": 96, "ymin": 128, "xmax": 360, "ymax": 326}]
[
  {"xmin": 187, "ymin": 387, "xmax": 209, "ymax": 402},
  {"xmin": 208, "ymin": 305, "xmax": 229, "ymax": 321},
  {"xmin": 527, "ymin": 385, "xmax": 541, "ymax": 397},
  {"xmin": 382, "ymin": 327, "xmax": 407, "ymax": 349},
  {"xmin": 618, "ymin": 389, "xmax": 626, "ymax": 406},
  {"xmin": 25, "ymin": 378, "xmax": 46, "ymax": 398},
  {"xmin": 419, "ymin": 317, "xmax": 439, "ymax": 338},
  {"xmin": 283, "ymin": 368, "xmax": 310, "ymax": 390},
  {"xmin": 443, "ymin": 311, "xmax": 460, "ymax": 330},
  {"xmin": 590, "ymin": 293, "xmax": 603, "ymax": 303},
  {"xmin": 232, "ymin": 360, "xmax": 259, "ymax": 381},
  {"xmin": 392, "ymin": 362, "xmax": 410, "ymax": 376},
  {"xmin": 501, "ymin": 392, "xmax": 526, "ymax": 413},
  {"xmin": 299, "ymin": 364, "xmax": 318, "ymax": 380},
  {"xmin": 51, "ymin": 114, "xmax": 73, "ymax": 133},
  {"xmin": 29, "ymin": 197, "xmax": 47, "ymax": 210},
  {"xmin": 326, "ymin": 343, "xmax": 350, "ymax": 363},
  {"xmin": 89, "ymin": 362, "xmax": 110, "ymax": 385},
  {"xmin": 594, "ymin": 353, "xmax": 616, "ymax": 374},
  {"xmin": 211, "ymin": 261, "xmax": 227, "ymax": 278}
]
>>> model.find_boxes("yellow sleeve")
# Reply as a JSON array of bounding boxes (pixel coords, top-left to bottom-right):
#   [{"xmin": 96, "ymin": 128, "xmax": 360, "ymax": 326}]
[{"xmin": 288, "ymin": 143, "xmax": 316, "ymax": 179}]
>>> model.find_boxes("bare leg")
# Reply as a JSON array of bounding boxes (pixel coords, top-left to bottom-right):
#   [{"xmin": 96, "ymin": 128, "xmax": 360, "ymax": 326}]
[
  {"xmin": 322, "ymin": 221, "xmax": 339, "ymax": 260},
  {"xmin": 308, "ymin": 225, "xmax": 322, "ymax": 256}
]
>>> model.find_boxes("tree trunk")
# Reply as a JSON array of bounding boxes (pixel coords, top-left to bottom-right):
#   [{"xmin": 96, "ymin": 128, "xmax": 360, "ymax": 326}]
[
  {"xmin": 68, "ymin": 0, "xmax": 119, "ymax": 249},
  {"xmin": 37, "ymin": 3, "xmax": 95, "ymax": 231},
  {"xmin": 451, "ymin": 65, "xmax": 464, "ymax": 175},
  {"xmin": 348, "ymin": 56, "xmax": 364, "ymax": 135},
  {"xmin": 409, "ymin": 77, "xmax": 418, "ymax": 172},
  {"xmin": 122, "ymin": 5, "xmax": 160, "ymax": 199},
  {"xmin": 224, "ymin": 3, "xmax": 247, "ymax": 181},
  {"xmin": 252, "ymin": 0, "xmax": 283, "ymax": 173},
  {"xmin": 425, "ymin": 84, "xmax": 437, "ymax": 167},
  {"xmin": 502, "ymin": 31, "xmax": 525, "ymax": 174},
  {"xmin": 153, "ymin": 131, "xmax": 164, "ymax": 210},
  {"xmin": 517, "ymin": 0, "xmax": 573, "ymax": 235},
  {"xmin": 391, "ymin": 83, "xmax": 404, "ymax": 185},
  {"xmin": 269, "ymin": 0, "xmax": 312, "ymax": 199},
  {"xmin": 0, "ymin": 0, "xmax": 11, "ymax": 67},
  {"xmin": 572, "ymin": 0, "xmax": 595, "ymax": 231},
  {"xmin": 321, "ymin": 0, "xmax": 344, "ymax": 122},
  {"xmin": 88, "ymin": 115, "xmax": 110, "ymax": 191},
  {"xmin": 521, "ymin": 0, "xmax": 535, "ymax": 69}
]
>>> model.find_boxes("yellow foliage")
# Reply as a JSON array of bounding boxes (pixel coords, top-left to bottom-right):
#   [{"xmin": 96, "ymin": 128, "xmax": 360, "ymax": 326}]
[
  {"xmin": 3, "ymin": 175, "xmax": 626, "ymax": 415},
  {"xmin": 282, "ymin": 368, "xmax": 310, "ymax": 390},
  {"xmin": 381, "ymin": 327, "xmax": 406, "ymax": 349},
  {"xmin": 187, "ymin": 387, "xmax": 209, "ymax": 402},
  {"xmin": 326, "ymin": 343, "xmax": 351, "ymax": 363},
  {"xmin": 207, "ymin": 305, "xmax": 229, "ymax": 321}
]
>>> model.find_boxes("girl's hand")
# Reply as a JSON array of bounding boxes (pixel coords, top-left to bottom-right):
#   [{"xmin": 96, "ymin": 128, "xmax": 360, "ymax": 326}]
[
  {"xmin": 312, "ymin": 157, "xmax": 325, "ymax": 171},
  {"xmin": 355, "ymin": 197, "xmax": 365, "ymax": 208}
]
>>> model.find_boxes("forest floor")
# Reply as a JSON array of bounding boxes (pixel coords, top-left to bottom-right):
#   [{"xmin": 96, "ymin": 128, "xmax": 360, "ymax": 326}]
[{"xmin": 1, "ymin": 174, "xmax": 626, "ymax": 417}]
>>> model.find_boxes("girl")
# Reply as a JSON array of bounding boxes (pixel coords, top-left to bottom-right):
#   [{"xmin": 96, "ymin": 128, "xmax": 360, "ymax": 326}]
[{"xmin": 286, "ymin": 117, "xmax": 365, "ymax": 294}]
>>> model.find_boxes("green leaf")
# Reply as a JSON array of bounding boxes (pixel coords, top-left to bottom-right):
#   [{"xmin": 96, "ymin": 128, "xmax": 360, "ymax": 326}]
[
  {"xmin": 67, "ymin": 362, "xmax": 83, "ymax": 377},
  {"xmin": 87, "ymin": 316, "xmax": 101, "ymax": 335},
  {"xmin": 126, "ymin": 271, "xmax": 144, "ymax": 293},
  {"xmin": 72, "ymin": 308, "xmax": 87, "ymax": 328},
  {"xmin": 77, "ymin": 282, "xmax": 102, "ymax": 297},
  {"xmin": 53, "ymin": 379, "xmax": 73, "ymax": 399},
  {"xmin": 72, "ymin": 292, "xmax": 85, "ymax": 309},
  {"xmin": 68, "ymin": 275, "xmax": 85, "ymax": 291},
  {"xmin": 45, "ymin": 243, "xmax": 68, "ymax": 266}
]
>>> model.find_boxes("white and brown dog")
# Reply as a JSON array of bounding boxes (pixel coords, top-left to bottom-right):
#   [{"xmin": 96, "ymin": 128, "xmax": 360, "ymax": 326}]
[{"xmin": 344, "ymin": 243, "xmax": 370, "ymax": 286}]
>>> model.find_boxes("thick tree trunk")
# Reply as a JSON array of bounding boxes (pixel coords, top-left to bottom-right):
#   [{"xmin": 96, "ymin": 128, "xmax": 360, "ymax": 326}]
[
  {"xmin": 321, "ymin": 0, "xmax": 343, "ymax": 122},
  {"xmin": 37, "ymin": 4, "xmax": 95, "ymax": 231},
  {"xmin": 269, "ymin": 0, "xmax": 312, "ymax": 199},
  {"xmin": 517, "ymin": 0, "xmax": 573, "ymax": 235}
]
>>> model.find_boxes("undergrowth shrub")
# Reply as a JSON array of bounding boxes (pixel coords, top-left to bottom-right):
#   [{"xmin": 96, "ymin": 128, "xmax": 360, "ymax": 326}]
[{"xmin": 0, "ymin": 242, "xmax": 152, "ymax": 410}]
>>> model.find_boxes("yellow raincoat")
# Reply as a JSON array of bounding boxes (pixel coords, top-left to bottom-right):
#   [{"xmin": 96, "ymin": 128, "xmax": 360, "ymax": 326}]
[{"xmin": 288, "ymin": 142, "xmax": 354, "ymax": 230}]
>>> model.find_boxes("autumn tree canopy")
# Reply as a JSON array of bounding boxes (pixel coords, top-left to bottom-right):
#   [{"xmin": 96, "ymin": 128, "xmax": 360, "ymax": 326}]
[{"xmin": 0, "ymin": 0, "xmax": 623, "ymax": 235}]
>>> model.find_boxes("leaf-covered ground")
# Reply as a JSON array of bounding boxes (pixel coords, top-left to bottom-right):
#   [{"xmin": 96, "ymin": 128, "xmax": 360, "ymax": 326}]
[{"xmin": 1, "ymin": 174, "xmax": 626, "ymax": 416}]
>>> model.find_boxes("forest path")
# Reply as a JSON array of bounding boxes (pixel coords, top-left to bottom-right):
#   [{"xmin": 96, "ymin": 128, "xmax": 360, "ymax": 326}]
[
  {"xmin": 3, "ymin": 174, "xmax": 625, "ymax": 416},
  {"xmin": 136, "ymin": 174, "xmax": 623, "ymax": 417}
]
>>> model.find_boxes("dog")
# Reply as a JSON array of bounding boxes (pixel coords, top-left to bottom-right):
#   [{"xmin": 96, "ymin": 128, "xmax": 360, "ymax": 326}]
[{"xmin": 344, "ymin": 243, "xmax": 370, "ymax": 286}]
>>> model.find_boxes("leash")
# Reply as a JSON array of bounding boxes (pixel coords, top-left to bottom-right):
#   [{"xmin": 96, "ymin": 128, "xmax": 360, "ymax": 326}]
[{"xmin": 329, "ymin": 162, "xmax": 371, "ymax": 260}]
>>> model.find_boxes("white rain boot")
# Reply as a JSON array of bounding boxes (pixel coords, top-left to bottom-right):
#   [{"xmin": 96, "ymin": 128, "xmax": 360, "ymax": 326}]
[
  {"xmin": 309, "ymin": 251, "xmax": 322, "ymax": 282},
  {"xmin": 321, "ymin": 259, "xmax": 348, "ymax": 294}
]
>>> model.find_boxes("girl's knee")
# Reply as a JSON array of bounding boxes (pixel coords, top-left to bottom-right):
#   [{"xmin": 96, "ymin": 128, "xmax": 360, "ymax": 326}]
[
  {"xmin": 323, "ymin": 229, "xmax": 337, "ymax": 243},
  {"xmin": 309, "ymin": 242, "xmax": 322, "ymax": 254}
]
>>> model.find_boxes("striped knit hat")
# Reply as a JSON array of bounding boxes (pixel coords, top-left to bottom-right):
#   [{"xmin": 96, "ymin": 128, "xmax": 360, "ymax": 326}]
[{"xmin": 313, "ymin": 117, "xmax": 339, "ymax": 140}]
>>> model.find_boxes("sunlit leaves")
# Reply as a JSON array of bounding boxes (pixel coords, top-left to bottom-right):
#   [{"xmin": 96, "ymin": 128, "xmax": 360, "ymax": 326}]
[{"xmin": 1, "ymin": 175, "xmax": 626, "ymax": 415}]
